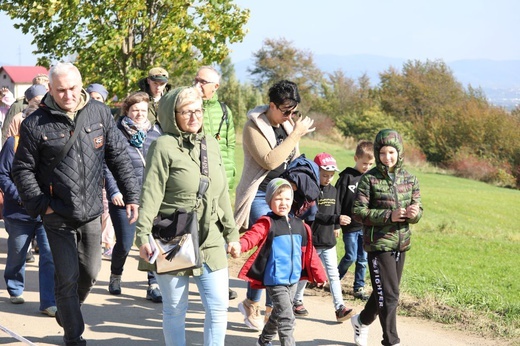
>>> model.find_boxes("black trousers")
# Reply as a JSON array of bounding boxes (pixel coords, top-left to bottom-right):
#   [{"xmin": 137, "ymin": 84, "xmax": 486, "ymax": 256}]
[
  {"xmin": 44, "ymin": 214, "xmax": 102, "ymax": 346},
  {"xmin": 359, "ymin": 251, "xmax": 406, "ymax": 346}
]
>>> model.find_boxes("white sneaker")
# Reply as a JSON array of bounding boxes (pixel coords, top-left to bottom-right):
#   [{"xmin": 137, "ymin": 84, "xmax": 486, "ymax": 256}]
[{"xmin": 351, "ymin": 314, "xmax": 369, "ymax": 346}]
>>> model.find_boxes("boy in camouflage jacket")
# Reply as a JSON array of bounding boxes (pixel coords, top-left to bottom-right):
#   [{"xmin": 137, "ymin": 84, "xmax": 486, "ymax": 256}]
[{"xmin": 350, "ymin": 129, "xmax": 423, "ymax": 346}]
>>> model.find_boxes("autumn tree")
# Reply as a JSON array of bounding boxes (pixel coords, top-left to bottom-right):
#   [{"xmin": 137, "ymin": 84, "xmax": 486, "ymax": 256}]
[
  {"xmin": 0, "ymin": 0, "xmax": 249, "ymax": 97},
  {"xmin": 248, "ymin": 37, "xmax": 323, "ymax": 111},
  {"xmin": 217, "ymin": 57, "xmax": 262, "ymax": 129}
]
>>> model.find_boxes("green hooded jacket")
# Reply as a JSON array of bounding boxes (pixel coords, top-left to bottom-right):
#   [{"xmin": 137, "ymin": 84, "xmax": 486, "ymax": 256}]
[
  {"xmin": 352, "ymin": 129, "xmax": 423, "ymax": 252},
  {"xmin": 134, "ymin": 87, "xmax": 238, "ymax": 275},
  {"xmin": 202, "ymin": 93, "xmax": 236, "ymax": 190}
]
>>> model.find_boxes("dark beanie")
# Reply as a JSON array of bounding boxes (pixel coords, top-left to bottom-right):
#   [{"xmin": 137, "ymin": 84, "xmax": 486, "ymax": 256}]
[
  {"xmin": 86, "ymin": 83, "xmax": 109, "ymax": 102},
  {"xmin": 24, "ymin": 84, "xmax": 47, "ymax": 101}
]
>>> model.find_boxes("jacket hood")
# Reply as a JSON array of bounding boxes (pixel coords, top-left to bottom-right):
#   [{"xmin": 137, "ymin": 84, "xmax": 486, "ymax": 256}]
[
  {"xmin": 43, "ymin": 89, "xmax": 89, "ymax": 119},
  {"xmin": 247, "ymin": 105, "xmax": 269, "ymax": 123},
  {"xmin": 157, "ymin": 87, "xmax": 204, "ymax": 144},
  {"xmin": 374, "ymin": 129, "xmax": 404, "ymax": 173}
]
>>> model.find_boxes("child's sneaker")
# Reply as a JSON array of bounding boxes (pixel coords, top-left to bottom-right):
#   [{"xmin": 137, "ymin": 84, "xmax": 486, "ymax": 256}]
[
  {"xmin": 335, "ymin": 305, "xmax": 354, "ymax": 322},
  {"xmin": 351, "ymin": 314, "xmax": 369, "ymax": 346},
  {"xmin": 353, "ymin": 287, "xmax": 370, "ymax": 301},
  {"xmin": 263, "ymin": 305, "xmax": 273, "ymax": 324},
  {"xmin": 256, "ymin": 336, "xmax": 273, "ymax": 346},
  {"xmin": 102, "ymin": 246, "xmax": 113, "ymax": 261},
  {"xmin": 238, "ymin": 299, "xmax": 264, "ymax": 331},
  {"xmin": 293, "ymin": 300, "xmax": 309, "ymax": 316}
]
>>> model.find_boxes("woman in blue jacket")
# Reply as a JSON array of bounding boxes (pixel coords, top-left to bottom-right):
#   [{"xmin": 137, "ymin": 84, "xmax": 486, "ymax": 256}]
[{"xmin": 104, "ymin": 91, "xmax": 163, "ymax": 300}]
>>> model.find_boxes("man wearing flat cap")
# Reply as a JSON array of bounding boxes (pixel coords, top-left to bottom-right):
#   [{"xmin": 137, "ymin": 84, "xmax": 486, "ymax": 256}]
[{"xmin": 137, "ymin": 67, "xmax": 171, "ymax": 125}]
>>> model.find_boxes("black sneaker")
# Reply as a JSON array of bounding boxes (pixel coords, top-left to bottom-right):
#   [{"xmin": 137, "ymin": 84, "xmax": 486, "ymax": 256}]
[
  {"xmin": 229, "ymin": 288, "xmax": 237, "ymax": 300},
  {"xmin": 109, "ymin": 274, "xmax": 122, "ymax": 295},
  {"xmin": 146, "ymin": 284, "xmax": 162, "ymax": 303},
  {"xmin": 353, "ymin": 287, "xmax": 370, "ymax": 301},
  {"xmin": 293, "ymin": 300, "xmax": 309, "ymax": 316}
]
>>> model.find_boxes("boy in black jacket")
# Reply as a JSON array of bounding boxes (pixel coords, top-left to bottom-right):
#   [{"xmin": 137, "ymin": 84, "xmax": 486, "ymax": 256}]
[
  {"xmin": 292, "ymin": 152, "xmax": 355, "ymax": 322},
  {"xmin": 335, "ymin": 140, "xmax": 374, "ymax": 300}
]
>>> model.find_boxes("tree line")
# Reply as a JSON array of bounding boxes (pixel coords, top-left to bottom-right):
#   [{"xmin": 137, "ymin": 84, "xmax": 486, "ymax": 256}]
[
  {"xmin": 2, "ymin": 0, "xmax": 518, "ymax": 188},
  {"xmin": 219, "ymin": 38, "xmax": 520, "ymax": 189}
]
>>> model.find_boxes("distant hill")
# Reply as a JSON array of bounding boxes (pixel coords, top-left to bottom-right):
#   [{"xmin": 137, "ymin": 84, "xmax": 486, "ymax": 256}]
[{"xmin": 233, "ymin": 54, "xmax": 520, "ymax": 109}]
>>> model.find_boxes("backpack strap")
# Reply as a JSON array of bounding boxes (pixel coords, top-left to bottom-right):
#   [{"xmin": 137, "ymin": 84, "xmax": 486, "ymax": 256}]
[{"xmin": 214, "ymin": 101, "xmax": 228, "ymax": 140}]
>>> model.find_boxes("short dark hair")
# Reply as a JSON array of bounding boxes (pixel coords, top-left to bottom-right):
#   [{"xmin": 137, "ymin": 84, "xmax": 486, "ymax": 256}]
[
  {"xmin": 121, "ymin": 91, "xmax": 150, "ymax": 116},
  {"xmin": 355, "ymin": 140, "xmax": 374, "ymax": 158},
  {"xmin": 268, "ymin": 80, "xmax": 301, "ymax": 107}
]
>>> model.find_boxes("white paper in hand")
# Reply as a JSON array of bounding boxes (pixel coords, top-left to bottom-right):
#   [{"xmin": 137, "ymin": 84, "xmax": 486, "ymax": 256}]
[{"xmin": 148, "ymin": 234, "xmax": 159, "ymax": 264}]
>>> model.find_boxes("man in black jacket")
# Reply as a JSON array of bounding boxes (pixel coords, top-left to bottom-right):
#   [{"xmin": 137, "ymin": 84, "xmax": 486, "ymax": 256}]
[{"xmin": 12, "ymin": 62, "xmax": 140, "ymax": 346}]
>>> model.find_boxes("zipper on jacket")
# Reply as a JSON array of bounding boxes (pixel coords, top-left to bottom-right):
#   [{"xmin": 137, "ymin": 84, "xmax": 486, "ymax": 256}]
[
  {"xmin": 391, "ymin": 177, "xmax": 402, "ymax": 252},
  {"xmin": 287, "ymin": 217, "xmax": 295, "ymax": 282},
  {"xmin": 76, "ymin": 124, "xmax": 88, "ymax": 220}
]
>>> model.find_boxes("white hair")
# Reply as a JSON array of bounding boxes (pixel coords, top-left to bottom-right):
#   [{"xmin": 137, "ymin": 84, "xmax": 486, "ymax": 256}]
[{"xmin": 49, "ymin": 62, "xmax": 82, "ymax": 85}]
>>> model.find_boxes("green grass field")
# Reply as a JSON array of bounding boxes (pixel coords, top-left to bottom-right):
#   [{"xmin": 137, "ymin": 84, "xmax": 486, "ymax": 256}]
[{"xmin": 234, "ymin": 135, "xmax": 519, "ymax": 339}]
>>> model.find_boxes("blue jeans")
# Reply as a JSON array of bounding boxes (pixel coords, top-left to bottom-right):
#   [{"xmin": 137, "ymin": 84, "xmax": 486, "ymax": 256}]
[
  {"xmin": 43, "ymin": 214, "xmax": 102, "ymax": 346},
  {"xmin": 4, "ymin": 217, "xmax": 55, "ymax": 310},
  {"xmin": 109, "ymin": 203, "xmax": 157, "ymax": 285},
  {"xmin": 338, "ymin": 230, "xmax": 367, "ymax": 289},
  {"xmin": 108, "ymin": 203, "xmax": 136, "ymax": 276},
  {"xmin": 155, "ymin": 264, "xmax": 229, "ymax": 346},
  {"xmin": 294, "ymin": 246, "xmax": 344, "ymax": 310},
  {"xmin": 246, "ymin": 190, "xmax": 272, "ymax": 306}
]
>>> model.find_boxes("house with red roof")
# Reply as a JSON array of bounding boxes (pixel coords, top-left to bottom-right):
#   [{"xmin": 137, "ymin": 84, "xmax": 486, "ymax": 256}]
[{"xmin": 0, "ymin": 66, "xmax": 49, "ymax": 99}]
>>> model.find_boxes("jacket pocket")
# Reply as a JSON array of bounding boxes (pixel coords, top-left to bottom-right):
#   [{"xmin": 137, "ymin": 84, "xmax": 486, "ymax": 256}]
[{"xmin": 84, "ymin": 122, "xmax": 105, "ymax": 150}]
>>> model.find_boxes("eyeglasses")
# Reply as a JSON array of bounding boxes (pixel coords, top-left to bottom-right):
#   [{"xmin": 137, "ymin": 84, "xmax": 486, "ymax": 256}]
[
  {"xmin": 194, "ymin": 77, "xmax": 217, "ymax": 86},
  {"xmin": 276, "ymin": 104, "xmax": 301, "ymax": 117},
  {"xmin": 176, "ymin": 109, "xmax": 204, "ymax": 119}
]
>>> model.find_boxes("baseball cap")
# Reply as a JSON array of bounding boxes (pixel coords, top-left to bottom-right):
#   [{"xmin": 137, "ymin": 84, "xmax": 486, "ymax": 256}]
[
  {"xmin": 148, "ymin": 67, "xmax": 169, "ymax": 82},
  {"xmin": 314, "ymin": 152, "xmax": 339, "ymax": 172}
]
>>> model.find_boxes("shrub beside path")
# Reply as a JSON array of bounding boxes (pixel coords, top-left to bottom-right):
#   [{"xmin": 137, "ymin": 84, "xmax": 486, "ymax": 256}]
[{"xmin": 0, "ymin": 226, "xmax": 506, "ymax": 345}]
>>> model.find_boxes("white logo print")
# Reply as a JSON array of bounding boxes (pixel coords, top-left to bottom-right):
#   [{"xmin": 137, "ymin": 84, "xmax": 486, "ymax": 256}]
[{"xmin": 348, "ymin": 182, "xmax": 358, "ymax": 193}]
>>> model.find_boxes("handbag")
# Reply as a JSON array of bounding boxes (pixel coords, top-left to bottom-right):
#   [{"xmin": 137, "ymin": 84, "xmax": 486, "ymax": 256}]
[{"xmin": 152, "ymin": 137, "xmax": 209, "ymax": 274}]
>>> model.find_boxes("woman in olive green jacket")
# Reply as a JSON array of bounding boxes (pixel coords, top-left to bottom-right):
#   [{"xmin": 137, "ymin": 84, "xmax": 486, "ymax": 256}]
[{"xmin": 134, "ymin": 86, "xmax": 239, "ymax": 346}]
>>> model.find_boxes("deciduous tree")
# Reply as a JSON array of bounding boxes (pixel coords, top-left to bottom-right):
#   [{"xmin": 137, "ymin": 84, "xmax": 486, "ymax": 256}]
[
  {"xmin": 248, "ymin": 37, "xmax": 323, "ymax": 110},
  {"xmin": 0, "ymin": 0, "xmax": 249, "ymax": 97}
]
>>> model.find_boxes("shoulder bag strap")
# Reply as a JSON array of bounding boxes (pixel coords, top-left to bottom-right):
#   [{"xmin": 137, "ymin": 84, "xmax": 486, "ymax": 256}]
[
  {"xmin": 46, "ymin": 111, "xmax": 89, "ymax": 175},
  {"xmin": 195, "ymin": 137, "xmax": 209, "ymax": 208}
]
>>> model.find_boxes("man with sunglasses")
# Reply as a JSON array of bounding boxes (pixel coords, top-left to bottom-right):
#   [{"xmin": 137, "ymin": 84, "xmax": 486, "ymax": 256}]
[
  {"xmin": 137, "ymin": 67, "xmax": 171, "ymax": 125},
  {"xmin": 194, "ymin": 66, "xmax": 238, "ymax": 301}
]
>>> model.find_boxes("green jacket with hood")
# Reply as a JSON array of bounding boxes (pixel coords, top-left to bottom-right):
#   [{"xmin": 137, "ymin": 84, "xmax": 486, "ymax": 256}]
[
  {"xmin": 135, "ymin": 87, "xmax": 238, "ymax": 275},
  {"xmin": 352, "ymin": 129, "xmax": 423, "ymax": 252},
  {"xmin": 202, "ymin": 93, "xmax": 236, "ymax": 190}
]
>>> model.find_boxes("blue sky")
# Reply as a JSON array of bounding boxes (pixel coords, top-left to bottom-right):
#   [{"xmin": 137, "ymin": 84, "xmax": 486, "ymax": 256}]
[{"xmin": 1, "ymin": 0, "xmax": 519, "ymax": 66}]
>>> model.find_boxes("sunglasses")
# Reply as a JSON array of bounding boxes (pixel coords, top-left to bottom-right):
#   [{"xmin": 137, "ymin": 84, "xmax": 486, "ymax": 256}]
[{"xmin": 276, "ymin": 104, "xmax": 301, "ymax": 117}]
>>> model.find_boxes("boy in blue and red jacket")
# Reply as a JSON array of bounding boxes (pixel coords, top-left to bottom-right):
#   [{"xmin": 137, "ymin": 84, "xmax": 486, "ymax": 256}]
[{"xmin": 235, "ymin": 178, "xmax": 326, "ymax": 346}]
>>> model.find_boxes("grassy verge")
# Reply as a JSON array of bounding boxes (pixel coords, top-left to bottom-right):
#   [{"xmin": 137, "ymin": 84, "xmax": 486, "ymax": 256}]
[{"xmin": 234, "ymin": 134, "xmax": 520, "ymax": 340}]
